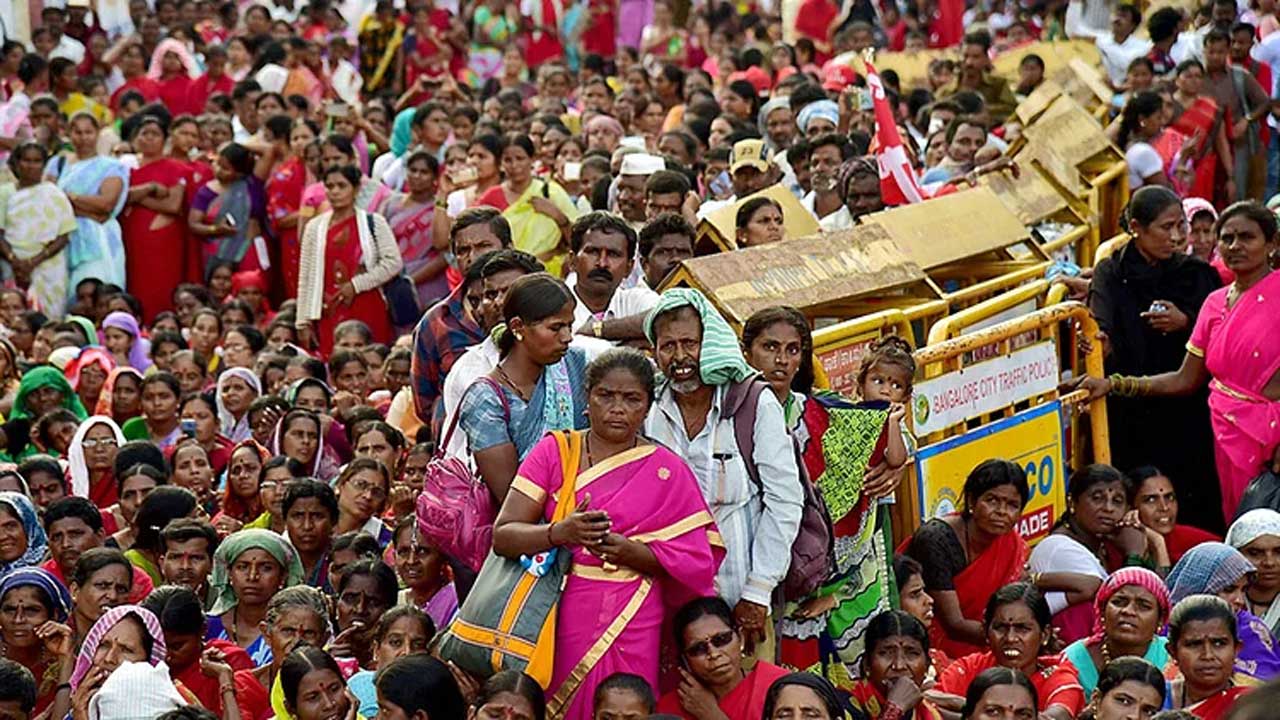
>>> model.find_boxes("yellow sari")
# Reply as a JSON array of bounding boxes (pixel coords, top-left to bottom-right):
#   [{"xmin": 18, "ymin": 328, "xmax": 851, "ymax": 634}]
[{"xmin": 503, "ymin": 179, "xmax": 580, "ymax": 277}]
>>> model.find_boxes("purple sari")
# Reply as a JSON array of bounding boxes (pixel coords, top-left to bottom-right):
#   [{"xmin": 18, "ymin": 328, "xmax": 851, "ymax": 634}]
[{"xmin": 510, "ymin": 433, "xmax": 723, "ymax": 720}]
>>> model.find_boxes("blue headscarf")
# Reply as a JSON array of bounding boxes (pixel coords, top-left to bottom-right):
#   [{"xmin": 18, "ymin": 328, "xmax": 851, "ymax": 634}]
[
  {"xmin": 0, "ymin": 567, "xmax": 72, "ymax": 621},
  {"xmin": 1166, "ymin": 542, "xmax": 1256, "ymax": 605},
  {"xmin": 797, "ymin": 99, "xmax": 839, "ymax": 134},
  {"xmin": 0, "ymin": 492, "xmax": 49, "ymax": 575}
]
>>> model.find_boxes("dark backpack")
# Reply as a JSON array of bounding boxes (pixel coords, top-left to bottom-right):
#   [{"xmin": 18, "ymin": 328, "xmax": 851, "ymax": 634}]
[{"xmin": 723, "ymin": 376, "xmax": 836, "ymax": 602}]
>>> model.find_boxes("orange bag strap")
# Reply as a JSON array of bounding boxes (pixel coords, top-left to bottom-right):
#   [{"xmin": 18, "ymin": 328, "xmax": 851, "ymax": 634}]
[{"xmin": 550, "ymin": 431, "xmax": 582, "ymax": 524}]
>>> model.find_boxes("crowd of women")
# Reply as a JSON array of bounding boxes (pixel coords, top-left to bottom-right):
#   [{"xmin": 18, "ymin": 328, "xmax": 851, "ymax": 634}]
[{"xmin": 0, "ymin": 0, "xmax": 1278, "ymax": 717}]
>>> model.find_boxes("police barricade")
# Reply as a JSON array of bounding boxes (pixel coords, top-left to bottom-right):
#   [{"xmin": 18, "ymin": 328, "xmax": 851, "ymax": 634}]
[
  {"xmin": 891, "ymin": 302, "xmax": 1110, "ymax": 547},
  {"xmin": 811, "ymin": 309, "xmax": 917, "ymax": 397},
  {"xmin": 659, "ymin": 222, "xmax": 934, "ymax": 331},
  {"xmin": 1013, "ymin": 95, "xmax": 1128, "ymax": 264},
  {"xmin": 693, "ymin": 184, "xmax": 821, "ymax": 255},
  {"xmin": 977, "ymin": 162, "xmax": 1094, "ymax": 266},
  {"xmin": 867, "ymin": 40, "xmax": 1104, "ymax": 95}
]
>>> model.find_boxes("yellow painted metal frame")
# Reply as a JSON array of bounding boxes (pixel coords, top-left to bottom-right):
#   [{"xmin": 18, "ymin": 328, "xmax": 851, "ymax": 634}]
[
  {"xmin": 892, "ymin": 302, "xmax": 1110, "ymax": 542},
  {"xmin": 810, "ymin": 309, "xmax": 916, "ymax": 393},
  {"xmin": 925, "ymin": 278, "xmax": 1052, "ymax": 345}
]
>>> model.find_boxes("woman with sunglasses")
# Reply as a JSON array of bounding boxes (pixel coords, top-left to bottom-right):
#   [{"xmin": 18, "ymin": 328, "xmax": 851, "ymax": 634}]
[{"xmin": 655, "ymin": 597, "xmax": 788, "ymax": 720}]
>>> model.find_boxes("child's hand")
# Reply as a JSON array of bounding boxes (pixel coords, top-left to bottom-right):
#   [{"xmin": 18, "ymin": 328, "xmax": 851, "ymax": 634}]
[{"xmin": 888, "ymin": 402, "xmax": 906, "ymax": 423}]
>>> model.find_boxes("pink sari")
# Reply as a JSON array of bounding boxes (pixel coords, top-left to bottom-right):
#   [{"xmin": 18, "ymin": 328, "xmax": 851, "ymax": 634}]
[
  {"xmin": 510, "ymin": 433, "xmax": 723, "ymax": 720},
  {"xmin": 1189, "ymin": 270, "xmax": 1280, "ymax": 521}
]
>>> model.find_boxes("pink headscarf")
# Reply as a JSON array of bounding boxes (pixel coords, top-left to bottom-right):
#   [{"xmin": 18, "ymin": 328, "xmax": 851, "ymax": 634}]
[
  {"xmin": 1089, "ymin": 567, "xmax": 1171, "ymax": 644},
  {"xmin": 147, "ymin": 39, "xmax": 200, "ymax": 80},
  {"xmin": 1182, "ymin": 197, "xmax": 1218, "ymax": 255},
  {"xmin": 70, "ymin": 605, "xmax": 167, "ymax": 690},
  {"xmin": 65, "ymin": 348, "xmax": 116, "ymax": 391},
  {"xmin": 586, "ymin": 114, "xmax": 624, "ymax": 138}
]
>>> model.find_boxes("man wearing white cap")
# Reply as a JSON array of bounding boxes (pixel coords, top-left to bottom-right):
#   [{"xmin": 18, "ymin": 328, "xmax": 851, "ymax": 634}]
[
  {"xmin": 615, "ymin": 152, "xmax": 665, "ymax": 231},
  {"xmin": 696, "ymin": 138, "xmax": 779, "ymax": 220}
]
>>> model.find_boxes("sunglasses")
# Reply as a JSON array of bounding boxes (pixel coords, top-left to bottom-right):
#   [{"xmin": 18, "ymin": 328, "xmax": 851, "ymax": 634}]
[{"xmin": 684, "ymin": 630, "xmax": 735, "ymax": 658}]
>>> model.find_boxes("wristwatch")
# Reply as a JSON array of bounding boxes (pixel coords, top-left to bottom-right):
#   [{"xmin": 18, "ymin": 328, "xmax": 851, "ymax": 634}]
[{"xmin": 592, "ymin": 320, "xmax": 604, "ymax": 338}]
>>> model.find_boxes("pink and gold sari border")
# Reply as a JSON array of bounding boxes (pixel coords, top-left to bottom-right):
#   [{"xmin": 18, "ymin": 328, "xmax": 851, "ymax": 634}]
[
  {"xmin": 547, "ymin": 577, "xmax": 653, "ymax": 719},
  {"xmin": 510, "ymin": 475, "xmax": 547, "ymax": 504},
  {"xmin": 630, "ymin": 510, "xmax": 715, "ymax": 544}
]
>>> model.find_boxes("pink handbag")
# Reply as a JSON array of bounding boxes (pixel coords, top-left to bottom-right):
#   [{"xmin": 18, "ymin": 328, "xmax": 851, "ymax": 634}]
[{"xmin": 415, "ymin": 377, "xmax": 509, "ymax": 572}]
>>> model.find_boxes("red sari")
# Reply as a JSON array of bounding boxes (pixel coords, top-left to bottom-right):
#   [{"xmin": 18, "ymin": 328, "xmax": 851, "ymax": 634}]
[
  {"xmin": 1184, "ymin": 685, "xmax": 1251, "ymax": 719},
  {"xmin": 655, "ymin": 662, "xmax": 788, "ymax": 720},
  {"xmin": 155, "ymin": 74, "xmax": 195, "ymax": 116},
  {"xmin": 121, "ymin": 158, "xmax": 194, "ymax": 323},
  {"xmin": 902, "ymin": 516, "xmax": 1030, "ymax": 658},
  {"xmin": 1170, "ymin": 97, "xmax": 1222, "ymax": 203},
  {"xmin": 937, "ymin": 652, "xmax": 1085, "ymax": 715},
  {"xmin": 267, "ymin": 155, "xmax": 307, "ymax": 301},
  {"xmin": 315, "ymin": 214, "xmax": 393, "ymax": 352},
  {"xmin": 110, "ymin": 75, "xmax": 160, "ymax": 111}
]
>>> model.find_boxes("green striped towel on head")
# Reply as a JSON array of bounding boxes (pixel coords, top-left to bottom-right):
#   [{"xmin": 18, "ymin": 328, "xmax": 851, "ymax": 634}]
[{"xmin": 643, "ymin": 288, "xmax": 754, "ymax": 387}]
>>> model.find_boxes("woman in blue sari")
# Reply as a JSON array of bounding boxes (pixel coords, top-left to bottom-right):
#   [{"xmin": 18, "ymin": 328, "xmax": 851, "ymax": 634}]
[
  {"xmin": 457, "ymin": 272, "xmax": 587, "ymax": 505},
  {"xmin": 44, "ymin": 112, "xmax": 128, "ymax": 292}
]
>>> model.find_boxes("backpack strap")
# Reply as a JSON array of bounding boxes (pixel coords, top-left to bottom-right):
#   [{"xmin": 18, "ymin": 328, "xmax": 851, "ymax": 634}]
[
  {"xmin": 727, "ymin": 378, "xmax": 769, "ymax": 493},
  {"xmin": 439, "ymin": 375, "xmax": 512, "ymax": 459}
]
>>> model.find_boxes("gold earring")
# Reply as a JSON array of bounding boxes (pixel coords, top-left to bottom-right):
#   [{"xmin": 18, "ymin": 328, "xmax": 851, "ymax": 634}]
[{"xmin": 514, "ymin": 332, "xmax": 524, "ymax": 341}]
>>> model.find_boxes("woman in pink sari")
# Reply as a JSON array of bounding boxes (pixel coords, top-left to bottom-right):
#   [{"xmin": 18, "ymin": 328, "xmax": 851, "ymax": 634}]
[
  {"xmin": 493, "ymin": 348, "xmax": 723, "ymax": 720},
  {"xmin": 1078, "ymin": 200, "xmax": 1280, "ymax": 524}
]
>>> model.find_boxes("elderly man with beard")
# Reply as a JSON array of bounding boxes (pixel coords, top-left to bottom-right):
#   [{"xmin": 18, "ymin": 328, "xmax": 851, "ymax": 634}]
[
  {"xmin": 643, "ymin": 289, "xmax": 803, "ymax": 660},
  {"xmin": 159, "ymin": 518, "xmax": 219, "ymax": 604},
  {"xmin": 802, "ymin": 133, "xmax": 857, "ymax": 230},
  {"xmin": 570, "ymin": 212, "xmax": 660, "ymax": 344}
]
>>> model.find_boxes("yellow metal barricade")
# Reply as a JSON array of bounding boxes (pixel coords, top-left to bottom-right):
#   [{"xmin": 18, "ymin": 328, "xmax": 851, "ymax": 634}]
[
  {"xmin": 892, "ymin": 302, "xmax": 1110, "ymax": 546},
  {"xmin": 811, "ymin": 309, "xmax": 915, "ymax": 396}
]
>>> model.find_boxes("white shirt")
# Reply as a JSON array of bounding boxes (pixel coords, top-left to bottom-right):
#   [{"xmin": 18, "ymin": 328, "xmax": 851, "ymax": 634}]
[
  {"xmin": 1126, "ymin": 142, "xmax": 1164, "ymax": 187},
  {"xmin": 48, "ymin": 34, "xmax": 86, "ymax": 64},
  {"xmin": 1253, "ymin": 33, "xmax": 1280, "ymax": 129},
  {"xmin": 644, "ymin": 383, "xmax": 803, "ymax": 608},
  {"xmin": 1096, "ymin": 33, "xmax": 1154, "ymax": 87},
  {"xmin": 696, "ymin": 196, "xmax": 735, "ymax": 220},
  {"xmin": 566, "ymin": 275, "xmax": 659, "ymax": 336},
  {"xmin": 819, "ymin": 206, "xmax": 854, "ymax": 231},
  {"xmin": 441, "ymin": 336, "xmax": 500, "ymax": 460}
]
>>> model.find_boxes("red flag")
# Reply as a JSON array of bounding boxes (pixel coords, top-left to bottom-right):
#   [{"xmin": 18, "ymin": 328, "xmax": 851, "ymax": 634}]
[{"xmin": 864, "ymin": 59, "xmax": 933, "ymax": 205}]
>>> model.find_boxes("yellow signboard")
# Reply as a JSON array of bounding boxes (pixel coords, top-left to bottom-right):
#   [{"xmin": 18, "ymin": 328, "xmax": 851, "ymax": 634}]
[{"xmin": 914, "ymin": 400, "xmax": 1066, "ymax": 543}]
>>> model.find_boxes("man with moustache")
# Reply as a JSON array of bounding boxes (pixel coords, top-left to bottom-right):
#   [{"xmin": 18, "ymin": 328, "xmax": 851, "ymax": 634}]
[
  {"xmin": 41, "ymin": 497, "xmax": 154, "ymax": 602},
  {"xmin": 159, "ymin": 519, "xmax": 219, "ymax": 603},
  {"xmin": 801, "ymin": 133, "xmax": 857, "ymax": 230},
  {"xmin": 643, "ymin": 289, "xmax": 802, "ymax": 660},
  {"xmin": 569, "ymin": 212, "xmax": 660, "ymax": 344}
]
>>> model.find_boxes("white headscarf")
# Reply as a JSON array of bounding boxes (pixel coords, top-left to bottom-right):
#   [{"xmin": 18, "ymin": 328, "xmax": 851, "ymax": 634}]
[
  {"xmin": 66, "ymin": 416, "xmax": 126, "ymax": 499},
  {"xmin": 87, "ymin": 661, "xmax": 185, "ymax": 720},
  {"xmin": 1226, "ymin": 509, "xmax": 1280, "ymax": 631},
  {"xmin": 216, "ymin": 368, "xmax": 262, "ymax": 444},
  {"xmin": 1226, "ymin": 509, "xmax": 1280, "ymax": 550}
]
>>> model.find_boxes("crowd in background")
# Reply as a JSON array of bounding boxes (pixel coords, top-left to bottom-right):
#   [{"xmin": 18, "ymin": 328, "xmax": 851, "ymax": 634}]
[{"xmin": 0, "ymin": 0, "xmax": 1276, "ymax": 718}]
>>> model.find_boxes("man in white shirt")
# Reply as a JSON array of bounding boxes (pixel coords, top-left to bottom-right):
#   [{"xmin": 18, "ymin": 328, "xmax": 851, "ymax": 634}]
[
  {"xmin": 1096, "ymin": 5, "xmax": 1152, "ymax": 87},
  {"xmin": 568, "ymin": 212, "xmax": 659, "ymax": 344},
  {"xmin": 42, "ymin": 7, "xmax": 86, "ymax": 65},
  {"xmin": 644, "ymin": 290, "xmax": 802, "ymax": 657},
  {"xmin": 800, "ymin": 133, "xmax": 855, "ymax": 228}
]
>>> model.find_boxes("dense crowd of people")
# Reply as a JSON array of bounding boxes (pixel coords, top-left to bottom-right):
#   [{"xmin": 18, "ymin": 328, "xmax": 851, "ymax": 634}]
[{"xmin": 0, "ymin": 0, "xmax": 1277, "ymax": 718}]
